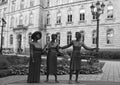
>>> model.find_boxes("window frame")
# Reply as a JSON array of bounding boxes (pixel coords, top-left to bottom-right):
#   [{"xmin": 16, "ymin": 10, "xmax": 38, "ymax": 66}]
[
  {"xmin": 10, "ymin": 34, "xmax": 13, "ymax": 45},
  {"xmin": 67, "ymin": 31, "xmax": 72, "ymax": 45},
  {"xmin": 92, "ymin": 30, "xmax": 97, "ymax": 44},
  {"xmin": 106, "ymin": 29, "xmax": 114, "ymax": 44}
]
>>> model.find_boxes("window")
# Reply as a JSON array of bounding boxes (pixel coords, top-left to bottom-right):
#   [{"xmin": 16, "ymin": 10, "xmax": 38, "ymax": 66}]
[
  {"xmin": 47, "ymin": 0, "xmax": 50, "ymax": 7},
  {"xmin": 28, "ymin": 32, "xmax": 32, "ymax": 42},
  {"xmin": 3, "ymin": 7, "xmax": 7, "ymax": 18},
  {"xmin": 25, "ymin": 15, "xmax": 27, "ymax": 25},
  {"xmin": 107, "ymin": 3, "xmax": 113, "ymax": 19},
  {"xmin": 16, "ymin": 17, "xmax": 18, "ymax": 26},
  {"xmin": 107, "ymin": 29, "xmax": 114, "ymax": 44},
  {"xmin": 30, "ymin": 0, "xmax": 34, "ymax": 7},
  {"xmin": 80, "ymin": 31, "xmax": 85, "ymax": 42},
  {"xmin": 20, "ymin": 0, "xmax": 24, "ymax": 10},
  {"xmin": 11, "ymin": 16, "xmax": 14, "ymax": 27},
  {"xmin": 29, "ymin": 12, "xmax": 33, "ymax": 25},
  {"xmin": 80, "ymin": 9, "xmax": 85, "ymax": 21},
  {"xmin": 11, "ymin": 0, "xmax": 15, "ymax": 12},
  {"xmin": 19, "ymin": 15, "xmax": 23, "ymax": 25},
  {"xmin": 1, "ymin": 0, "xmax": 6, "ymax": 3},
  {"xmin": 46, "ymin": 12, "xmax": 50, "ymax": 25},
  {"xmin": 57, "ymin": 32, "xmax": 60, "ymax": 44},
  {"xmin": 10, "ymin": 35, "xmax": 13, "ymax": 45},
  {"xmin": 56, "ymin": 11, "xmax": 61, "ymax": 24},
  {"xmin": 67, "ymin": 9, "xmax": 72, "ymax": 23},
  {"xmin": 67, "ymin": 31, "xmax": 72, "ymax": 45},
  {"xmin": 92, "ymin": 30, "xmax": 96, "ymax": 44},
  {"xmin": 57, "ymin": 0, "xmax": 62, "ymax": 5},
  {"xmin": 46, "ymin": 33, "xmax": 50, "ymax": 44}
]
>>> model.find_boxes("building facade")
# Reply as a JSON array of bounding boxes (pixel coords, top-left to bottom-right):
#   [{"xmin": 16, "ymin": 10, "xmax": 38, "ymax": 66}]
[
  {"xmin": 0, "ymin": 0, "xmax": 47, "ymax": 54},
  {"xmin": 45, "ymin": 0, "xmax": 120, "ymax": 51},
  {"xmin": 0, "ymin": 0, "xmax": 120, "ymax": 55}
]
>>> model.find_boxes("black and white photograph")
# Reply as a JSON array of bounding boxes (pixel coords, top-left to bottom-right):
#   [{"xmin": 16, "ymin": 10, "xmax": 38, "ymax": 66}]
[{"xmin": 0, "ymin": 0, "xmax": 120, "ymax": 85}]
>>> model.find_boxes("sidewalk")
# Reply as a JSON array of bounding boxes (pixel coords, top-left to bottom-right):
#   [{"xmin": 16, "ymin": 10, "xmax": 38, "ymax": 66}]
[{"xmin": 0, "ymin": 60, "xmax": 120, "ymax": 85}]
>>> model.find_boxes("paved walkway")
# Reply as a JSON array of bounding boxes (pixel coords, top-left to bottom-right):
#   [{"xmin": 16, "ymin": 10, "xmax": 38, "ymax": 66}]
[{"xmin": 0, "ymin": 60, "xmax": 120, "ymax": 85}]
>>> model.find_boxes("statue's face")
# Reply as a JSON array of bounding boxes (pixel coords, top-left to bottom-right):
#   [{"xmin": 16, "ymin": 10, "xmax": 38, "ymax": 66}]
[
  {"xmin": 75, "ymin": 32, "xmax": 81, "ymax": 39},
  {"xmin": 36, "ymin": 34, "xmax": 41, "ymax": 40},
  {"xmin": 51, "ymin": 34, "xmax": 57, "ymax": 40}
]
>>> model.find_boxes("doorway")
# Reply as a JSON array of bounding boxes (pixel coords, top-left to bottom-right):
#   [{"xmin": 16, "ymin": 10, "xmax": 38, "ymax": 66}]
[{"xmin": 17, "ymin": 34, "xmax": 22, "ymax": 54}]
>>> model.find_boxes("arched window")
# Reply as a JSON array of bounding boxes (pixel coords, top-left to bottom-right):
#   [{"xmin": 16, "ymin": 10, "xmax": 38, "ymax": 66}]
[
  {"xmin": 29, "ymin": 12, "xmax": 33, "ymax": 25},
  {"xmin": 10, "ymin": 34, "xmax": 13, "ymax": 45},
  {"xmin": 80, "ymin": 31, "xmax": 85, "ymax": 42},
  {"xmin": 46, "ymin": 12, "xmax": 50, "ymax": 25},
  {"xmin": 107, "ymin": 2, "xmax": 113, "ymax": 19},
  {"xmin": 57, "ymin": 32, "xmax": 60, "ymax": 44},
  {"xmin": 80, "ymin": 8, "xmax": 85, "ymax": 21},
  {"xmin": 67, "ymin": 8, "xmax": 72, "ymax": 23},
  {"xmin": 92, "ymin": 30, "xmax": 96, "ymax": 44},
  {"xmin": 56, "ymin": 11, "xmax": 61, "ymax": 24},
  {"xmin": 107, "ymin": 29, "xmax": 114, "ymax": 44},
  {"xmin": 46, "ymin": 33, "xmax": 50, "ymax": 44},
  {"xmin": 67, "ymin": 31, "xmax": 72, "ymax": 45},
  {"xmin": 19, "ymin": 15, "xmax": 23, "ymax": 25}
]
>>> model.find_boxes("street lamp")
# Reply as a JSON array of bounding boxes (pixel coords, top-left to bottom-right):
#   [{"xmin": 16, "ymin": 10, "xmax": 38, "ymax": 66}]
[
  {"xmin": 90, "ymin": 1, "xmax": 105, "ymax": 52},
  {"xmin": 0, "ymin": 18, "xmax": 6, "ymax": 55}
]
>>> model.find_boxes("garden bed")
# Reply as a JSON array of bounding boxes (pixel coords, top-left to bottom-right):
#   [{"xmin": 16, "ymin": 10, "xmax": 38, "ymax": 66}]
[
  {"xmin": 0, "ymin": 54, "xmax": 105, "ymax": 78},
  {"xmin": 7, "ymin": 59, "xmax": 105, "ymax": 76}
]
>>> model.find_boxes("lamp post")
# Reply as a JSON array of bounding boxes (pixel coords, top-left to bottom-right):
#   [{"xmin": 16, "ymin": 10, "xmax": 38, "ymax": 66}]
[
  {"xmin": 90, "ymin": 1, "xmax": 105, "ymax": 52},
  {"xmin": 0, "ymin": 18, "xmax": 6, "ymax": 55}
]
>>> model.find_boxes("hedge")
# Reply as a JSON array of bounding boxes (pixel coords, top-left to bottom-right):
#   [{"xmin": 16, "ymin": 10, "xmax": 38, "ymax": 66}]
[{"xmin": 65, "ymin": 49, "xmax": 120, "ymax": 59}]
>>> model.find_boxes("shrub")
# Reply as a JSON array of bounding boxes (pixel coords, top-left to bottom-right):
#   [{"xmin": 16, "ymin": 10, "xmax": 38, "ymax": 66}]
[
  {"xmin": 0, "ymin": 55, "xmax": 10, "ymax": 69},
  {"xmin": 0, "ymin": 55, "xmax": 11, "ymax": 78},
  {"xmin": 8, "ymin": 65, "xmax": 29, "ymax": 75},
  {"xmin": 6, "ymin": 55, "xmax": 29, "ymax": 65},
  {"xmin": 63, "ymin": 49, "xmax": 120, "ymax": 59},
  {"xmin": 0, "ymin": 69, "xmax": 11, "ymax": 77}
]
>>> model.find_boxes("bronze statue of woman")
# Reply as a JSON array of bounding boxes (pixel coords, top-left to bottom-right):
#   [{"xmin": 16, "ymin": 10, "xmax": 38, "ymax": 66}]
[
  {"xmin": 61, "ymin": 32, "xmax": 96, "ymax": 84},
  {"xmin": 27, "ymin": 31, "xmax": 42, "ymax": 83},
  {"xmin": 43, "ymin": 34, "xmax": 60, "ymax": 83}
]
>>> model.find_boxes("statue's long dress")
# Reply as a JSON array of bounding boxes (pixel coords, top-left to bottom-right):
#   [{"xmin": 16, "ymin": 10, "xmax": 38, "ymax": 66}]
[
  {"xmin": 47, "ymin": 41, "xmax": 59, "ymax": 75},
  {"xmin": 62, "ymin": 40, "xmax": 94, "ymax": 71},
  {"xmin": 70, "ymin": 41, "xmax": 82, "ymax": 71},
  {"xmin": 62, "ymin": 40, "xmax": 82, "ymax": 71},
  {"xmin": 27, "ymin": 43, "xmax": 42, "ymax": 83}
]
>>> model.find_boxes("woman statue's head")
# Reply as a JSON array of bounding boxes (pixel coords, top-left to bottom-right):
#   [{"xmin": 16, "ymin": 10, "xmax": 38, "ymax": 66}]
[
  {"xmin": 51, "ymin": 34, "xmax": 57, "ymax": 41},
  {"xmin": 75, "ymin": 32, "xmax": 81, "ymax": 40},
  {"xmin": 31, "ymin": 31, "xmax": 42, "ymax": 41}
]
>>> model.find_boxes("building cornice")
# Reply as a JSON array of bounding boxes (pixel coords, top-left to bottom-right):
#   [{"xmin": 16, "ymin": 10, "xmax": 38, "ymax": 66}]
[
  {"xmin": 44, "ymin": 0, "xmax": 93, "ymax": 10},
  {"xmin": 46, "ymin": 22, "xmax": 120, "ymax": 30},
  {"xmin": 6, "ymin": 4, "xmax": 44, "ymax": 15}
]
